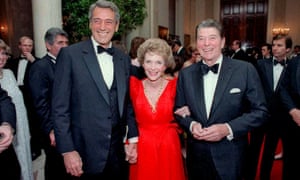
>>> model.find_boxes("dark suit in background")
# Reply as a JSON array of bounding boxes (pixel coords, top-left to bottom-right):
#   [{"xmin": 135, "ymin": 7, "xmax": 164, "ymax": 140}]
[
  {"xmin": 0, "ymin": 86, "xmax": 20, "ymax": 179},
  {"xmin": 244, "ymin": 57, "xmax": 288, "ymax": 180},
  {"xmin": 231, "ymin": 48, "xmax": 248, "ymax": 61},
  {"xmin": 175, "ymin": 19, "xmax": 268, "ymax": 180},
  {"xmin": 279, "ymin": 56, "xmax": 300, "ymax": 180},
  {"xmin": 28, "ymin": 27, "xmax": 70, "ymax": 180}
]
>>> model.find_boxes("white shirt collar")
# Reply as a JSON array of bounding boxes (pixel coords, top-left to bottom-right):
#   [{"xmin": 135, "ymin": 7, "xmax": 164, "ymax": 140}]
[{"xmin": 91, "ymin": 36, "xmax": 112, "ymax": 55}]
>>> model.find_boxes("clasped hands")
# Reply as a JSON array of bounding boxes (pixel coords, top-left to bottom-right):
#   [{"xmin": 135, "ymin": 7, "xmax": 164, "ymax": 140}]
[
  {"xmin": 125, "ymin": 143, "xmax": 137, "ymax": 164},
  {"xmin": 191, "ymin": 123, "xmax": 230, "ymax": 142}
]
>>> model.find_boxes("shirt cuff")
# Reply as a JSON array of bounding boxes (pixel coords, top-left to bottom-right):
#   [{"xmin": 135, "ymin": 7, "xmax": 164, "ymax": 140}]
[
  {"xmin": 225, "ymin": 123, "xmax": 234, "ymax": 141},
  {"xmin": 189, "ymin": 121, "xmax": 198, "ymax": 132},
  {"xmin": 128, "ymin": 137, "xmax": 138, "ymax": 143}
]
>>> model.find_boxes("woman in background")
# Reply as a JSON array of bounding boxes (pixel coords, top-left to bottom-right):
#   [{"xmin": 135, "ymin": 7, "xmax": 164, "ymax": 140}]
[
  {"xmin": 0, "ymin": 39, "xmax": 33, "ymax": 180},
  {"xmin": 129, "ymin": 36, "xmax": 146, "ymax": 79}
]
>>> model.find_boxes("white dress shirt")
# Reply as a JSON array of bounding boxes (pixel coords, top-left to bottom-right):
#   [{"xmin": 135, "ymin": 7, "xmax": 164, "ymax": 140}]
[
  {"xmin": 203, "ymin": 56, "xmax": 222, "ymax": 117},
  {"xmin": 17, "ymin": 58, "xmax": 28, "ymax": 86},
  {"xmin": 273, "ymin": 58, "xmax": 285, "ymax": 90},
  {"xmin": 91, "ymin": 37, "xmax": 114, "ymax": 89}
]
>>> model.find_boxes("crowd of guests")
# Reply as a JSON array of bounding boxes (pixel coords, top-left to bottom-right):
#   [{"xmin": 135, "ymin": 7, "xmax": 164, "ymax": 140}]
[{"xmin": 1, "ymin": 0, "xmax": 300, "ymax": 180}]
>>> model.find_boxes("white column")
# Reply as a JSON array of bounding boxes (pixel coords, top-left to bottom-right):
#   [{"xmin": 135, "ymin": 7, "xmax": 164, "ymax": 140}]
[{"xmin": 32, "ymin": 0, "xmax": 62, "ymax": 57}]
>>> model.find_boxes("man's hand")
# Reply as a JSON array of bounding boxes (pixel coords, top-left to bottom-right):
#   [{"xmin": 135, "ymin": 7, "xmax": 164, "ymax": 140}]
[
  {"xmin": 125, "ymin": 143, "xmax": 137, "ymax": 164},
  {"xmin": 0, "ymin": 123, "xmax": 14, "ymax": 153},
  {"xmin": 63, "ymin": 151, "xmax": 83, "ymax": 177},
  {"xmin": 191, "ymin": 122, "xmax": 204, "ymax": 140},
  {"xmin": 174, "ymin": 106, "xmax": 191, "ymax": 118},
  {"xmin": 49, "ymin": 130, "xmax": 56, "ymax": 147},
  {"xmin": 290, "ymin": 108, "xmax": 300, "ymax": 126},
  {"xmin": 198, "ymin": 124, "xmax": 229, "ymax": 142},
  {"xmin": 23, "ymin": 52, "xmax": 35, "ymax": 62}
]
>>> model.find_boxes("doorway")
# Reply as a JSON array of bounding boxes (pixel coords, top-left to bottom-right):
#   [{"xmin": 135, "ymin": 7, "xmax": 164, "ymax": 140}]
[{"xmin": 221, "ymin": 0, "xmax": 268, "ymax": 48}]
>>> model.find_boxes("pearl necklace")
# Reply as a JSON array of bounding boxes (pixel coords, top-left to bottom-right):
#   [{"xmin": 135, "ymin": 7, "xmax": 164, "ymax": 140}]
[{"xmin": 143, "ymin": 78, "xmax": 165, "ymax": 113}]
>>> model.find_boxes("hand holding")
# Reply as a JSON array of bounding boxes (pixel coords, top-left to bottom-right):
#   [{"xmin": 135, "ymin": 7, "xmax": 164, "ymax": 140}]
[
  {"xmin": 63, "ymin": 151, "xmax": 83, "ymax": 177},
  {"xmin": 125, "ymin": 143, "xmax": 138, "ymax": 164}
]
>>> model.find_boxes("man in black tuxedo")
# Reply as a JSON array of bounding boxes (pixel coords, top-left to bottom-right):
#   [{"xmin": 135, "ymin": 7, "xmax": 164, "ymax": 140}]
[
  {"xmin": 244, "ymin": 34, "xmax": 292, "ymax": 180},
  {"xmin": 172, "ymin": 39, "xmax": 186, "ymax": 60},
  {"xmin": 174, "ymin": 19, "xmax": 268, "ymax": 180},
  {"xmin": 51, "ymin": 1, "xmax": 138, "ymax": 179},
  {"xmin": 28, "ymin": 27, "xmax": 71, "ymax": 180},
  {"xmin": 5, "ymin": 36, "xmax": 37, "ymax": 87},
  {"xmin": 231, "ymin": 39, "xmax": 248, "ymax": 61},
  {"xmin": 261, "ymin": 43, "xmax": 273, "ymax": 59},
  {"xmin": 279, "ymin": 50, "xmax": 300, "ymax": 180},
  {"xmin": 0, "ymin": 86, "xmax": 20, "ymax": 179}
]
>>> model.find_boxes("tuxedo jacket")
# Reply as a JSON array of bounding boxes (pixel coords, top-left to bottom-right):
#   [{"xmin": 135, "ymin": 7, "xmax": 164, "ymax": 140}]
[
  {"xmin": 5, "ymin": 56, "xmax": 38, "ymax": 84},
  {"xmin": 232, "ymin": 49, "xmax": 248, "ymax": 61},
  {"xmin": 28, "ymin": 55, "xmax": 55, "ymax": 135},
  {"xmin": 175, "ymin": 57, "xmax": 268, "ymax": 179},
  {"xmin": 256, "ymin": 58, "xmax": 288, "ymax": 117},
  {"xmin": 51, "ymin": 39, "xmax": 138, "ymax": 174},
  {"xmin": 280, "ymin": 56, "xmax": 300, "ymax": 112}
]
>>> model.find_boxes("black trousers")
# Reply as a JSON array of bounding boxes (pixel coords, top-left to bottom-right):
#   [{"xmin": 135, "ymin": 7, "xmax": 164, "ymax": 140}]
[{"xmin": 44, "ymin": 144, "xmax": 73, "ymax": 180}]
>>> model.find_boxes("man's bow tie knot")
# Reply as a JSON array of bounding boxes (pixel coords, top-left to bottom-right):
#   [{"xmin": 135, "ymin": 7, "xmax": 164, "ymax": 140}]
[
  {"xmin": 97, "ymin": 46, "xmax": 114, "ymax": 55},
  {"xmin": 200, "ymin": 62, "xmax": 219, "ymax": 75},
  {"xmin": 273, "ymin": 59, "xmax": 285, "ymax": 66}
]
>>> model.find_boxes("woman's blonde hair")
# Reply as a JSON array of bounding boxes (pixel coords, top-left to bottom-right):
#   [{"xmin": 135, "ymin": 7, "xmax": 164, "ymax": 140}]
[{"xmin": 137, "ymin": 38, "xmax": 175, "ymax": 70}]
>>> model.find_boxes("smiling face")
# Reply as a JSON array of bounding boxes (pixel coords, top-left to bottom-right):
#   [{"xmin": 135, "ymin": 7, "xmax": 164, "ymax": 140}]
[
  {"xmin": 89, "ymin": 7, "xmax": 119, "ymax": 48},
  {"xmin": 142, "ymin": 52, "xmax": 166, "ymax": 82},
  {"xmin": 196, "ymin": 27, "xmax": 225, "ymax": 65}
]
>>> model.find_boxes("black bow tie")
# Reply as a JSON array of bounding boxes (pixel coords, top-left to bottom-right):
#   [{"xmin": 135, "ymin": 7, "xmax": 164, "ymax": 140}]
[
  {"xmin": 97, "ymin": 46, "xmax": 114, "ymax": 55},
  {"xmin": 200, "ymin": 62, "xmax": 219, "ymax": 75},
  {"xmin": 273, "ymin": 59, "xmax": 285, "ymax": 66}
]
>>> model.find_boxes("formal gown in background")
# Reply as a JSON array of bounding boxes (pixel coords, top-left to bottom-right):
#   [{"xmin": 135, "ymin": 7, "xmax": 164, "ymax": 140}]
[
  {"xmin": 0, "ymin": 69, "xmax": 33, "ymax": 180},
  {"xmin": 129, "ymin": 76, "xmax": 186, "ymax": 180}
]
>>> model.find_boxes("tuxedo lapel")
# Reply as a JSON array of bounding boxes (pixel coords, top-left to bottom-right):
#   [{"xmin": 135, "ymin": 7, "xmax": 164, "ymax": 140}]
[
  {"xmin": 264, "ymin": 60, "xmax": 274, "ymax": 92},
  {"xmin": 113, "ymin": 49, "xmax": 127, "ymax": 116},
  {"xmin": 82, "ymin": 41, "xmax": 110, "ymax": 105},
  {"xmin": 274, "ymin": 63, "xmax": 287, "ymax": 92},
  {"xmin": 210, "ymin": 58, "xmax": 233, "ymax": 116},
  {"xmin": 192, "ymin": 64, "xmax": 208, "ymax": 121}
]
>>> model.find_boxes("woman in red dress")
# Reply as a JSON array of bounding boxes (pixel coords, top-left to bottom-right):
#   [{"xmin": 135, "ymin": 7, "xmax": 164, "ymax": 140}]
[{"xmin": 128, "ymin": 38, "xmax": 187, "ymax": 180}]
